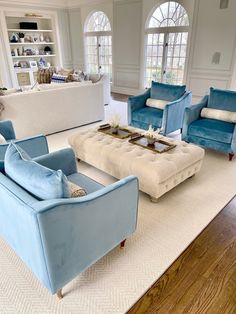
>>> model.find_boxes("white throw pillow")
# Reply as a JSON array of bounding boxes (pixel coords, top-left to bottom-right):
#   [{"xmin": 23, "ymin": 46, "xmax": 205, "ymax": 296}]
[
  {"xmin": 201, "ymin": 108, "xmax": 236, "ymax": 123},
  {"xmin": 68, "ymin": 181, "xmax": 87, "ymax": 198},
  {"xmin": 0, "ymin": 133, "xmax": 6, "ymax": 144},
  {"xmin": 146, "ymin": 98, "xmax": 169, "ymax": 110}
]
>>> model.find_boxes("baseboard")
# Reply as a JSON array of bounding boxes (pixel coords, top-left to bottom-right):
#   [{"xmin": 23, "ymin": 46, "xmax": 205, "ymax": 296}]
[{"xmin": 111, "ymin": 86, "xmax": 144, "ymax": 96}]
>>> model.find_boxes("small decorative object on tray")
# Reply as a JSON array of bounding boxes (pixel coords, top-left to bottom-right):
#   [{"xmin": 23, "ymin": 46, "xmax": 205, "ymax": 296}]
[
  {"xmin": 144, "ymin": 125, "xmax": 163, "ymax": 145},
  {"xmin": 129, "ymin": 135, "xmax": 175, "ymax": 153},
  {"xmin": 98, "ymin": 123, "xmax": 133, "ymax": 139},
  {"xmin": 109, "ymin": 113, "xmax": 121, "ymax": 134}
]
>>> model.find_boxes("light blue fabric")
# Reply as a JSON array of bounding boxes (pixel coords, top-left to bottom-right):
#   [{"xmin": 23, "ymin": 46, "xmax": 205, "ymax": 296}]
[
  {"xmin": 128, "ymin": 87, "xmax": 192, "ymax": 135},
  {"xmin": 150, "ymin": 81, "xmax": 186, "ymax": 101},
  {"xmin": 0, "ymin": 120, "xmax": 49, "ymax": 171},
  {"xmin": 182, "ymin": 91, "xmax": 236, "ymax": 156},
  {"xmin": 0, "ymin": 148, "xmax": 139, "ymax": 295},
  {"xmin": 208, "ymin": 87, "xmax": 236, "ymax": 111},
  {"xmin": 5, "ymin": 143, "xmax": 70, "ymax": 200},
  {"xmin": 68, "ymin": 173, "xmax": 104, "ymax": 194},
  {"xmin": 132, "ymin": 107, "xmax": 163, "ymax": 128}
]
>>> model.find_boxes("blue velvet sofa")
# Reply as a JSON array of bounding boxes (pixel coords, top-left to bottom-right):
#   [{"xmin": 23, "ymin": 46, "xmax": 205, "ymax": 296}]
[
  {"xmin": 182, "ymin": 88, "xmax": 236, "ymax": 160},
  {"xmin": 0, "ymin": 147, "xmax": 139, "ymax": 298},
  {"xmin": 0, "ymin": 120, "xmax": 49, "ymax": 170},
  {"xmin": 128, "ymin": 81, "xmax": 192, "ymax": 135}
]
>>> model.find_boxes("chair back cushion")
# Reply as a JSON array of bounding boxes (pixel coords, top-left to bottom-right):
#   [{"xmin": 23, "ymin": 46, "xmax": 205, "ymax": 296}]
[
  {"xmin": 208, "ymin": 87, "xmax": 236, "ymax": 112},
  {"xmin": 201, "ymin": 107, "xmax": 236, "ymax": 123},
  {"xmin": 150, "ymin": 81, "xmax": 186, "ymax": 102},
  {"xmin": 5, "ymin": 143, "xmax": 70, "ymax": 200}
]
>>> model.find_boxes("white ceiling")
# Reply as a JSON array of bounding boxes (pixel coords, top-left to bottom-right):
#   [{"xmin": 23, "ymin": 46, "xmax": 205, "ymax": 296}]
[{"xmin": 0, "ymin": 0, "xmax": 114, "ymax": 9}]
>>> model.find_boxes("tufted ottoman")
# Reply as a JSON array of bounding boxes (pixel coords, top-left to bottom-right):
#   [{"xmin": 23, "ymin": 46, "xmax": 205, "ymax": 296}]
[{"xmin": 68, "ymin": 127, "xmax": 205, "ymax": 201}]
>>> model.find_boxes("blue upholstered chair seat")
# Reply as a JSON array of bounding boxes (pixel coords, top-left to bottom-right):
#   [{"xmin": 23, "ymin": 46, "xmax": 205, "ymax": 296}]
[
  {"xmin": 67, "ymin": 173, "xmax": 104, "ymax": 194},
  {"xmin": 128, "ymin": 82, "xmax": 192, "ymax": 135},
  {"xmin": 132, "ymin": 107, "xmax": 163, "ymax": 128},
  {"xmin": 188, "ymin": 118, "xmax": 234, "ymax": 144}
]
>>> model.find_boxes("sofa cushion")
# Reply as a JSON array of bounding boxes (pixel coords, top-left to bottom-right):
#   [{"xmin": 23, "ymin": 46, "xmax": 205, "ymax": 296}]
[
  {"xmin": 208, "ymin": 87, "xmax": 236, "ymax": 112},
  {"xmin": 146, "ymin": 98, "xmax": 169, "ymax": 110},
  {"xmin": 68, "ymin": 181, "xmax": 87, "ymax": 197},
  {"xmin": 150, "ymin": 81, "xmax": 186, "ymax": 102},
  {"xmin": 188, "ymin": 118, "xmax": 235, "ymax": 144},
  {"xmin": 5, "ymin": 143, "xmax": 70, "ymax": 200},
  {"xmin": 132, "ymin": 107, "xmax": 163, "ymax": 128},
  {"xmin": 201, "ymin": 107, "xmax": 236, "ymax": 123}
]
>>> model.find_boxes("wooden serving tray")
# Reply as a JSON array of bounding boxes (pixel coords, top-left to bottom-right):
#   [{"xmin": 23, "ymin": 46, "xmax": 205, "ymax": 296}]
[
  {"xmin": 98, "ymin": 125, "xmax": 133, "ymax": 139},
  {"xmin": 129, "ymin": 135, "xmax": 176, "ymax": 153}
]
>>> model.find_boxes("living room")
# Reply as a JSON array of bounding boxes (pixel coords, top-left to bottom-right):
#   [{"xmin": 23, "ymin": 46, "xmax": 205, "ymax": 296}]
[{"xmin": 0, "ymin": 0, "xmax": 235, "ymax": 313}]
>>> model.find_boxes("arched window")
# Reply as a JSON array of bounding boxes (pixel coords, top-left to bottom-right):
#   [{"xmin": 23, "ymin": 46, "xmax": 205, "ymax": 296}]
[
  {"xmin": 145, "ymin": 1, "xmax": 189, "ymax": 87},
  {"xmin": 84, "ymin": 11, "xmax": 112, "ymax": 80}
]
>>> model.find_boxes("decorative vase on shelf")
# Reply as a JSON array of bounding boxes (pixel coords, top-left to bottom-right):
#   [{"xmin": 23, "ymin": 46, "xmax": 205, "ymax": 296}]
[
  {"xmin": 19, "ymin": 38, "xmax": 24, "ymax": 43},
  {"xmin": 39, "ymin": 34, "xmax": 44, "ymax": 42}
]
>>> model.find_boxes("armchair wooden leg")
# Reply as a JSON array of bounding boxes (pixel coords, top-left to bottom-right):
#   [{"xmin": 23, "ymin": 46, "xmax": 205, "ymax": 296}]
[
  {"xmin": 120, "ymin": 239, "xmax": 126, "ymax": 249},
  {"xmin": 228, "ymin": 153, "xmax": 234, "ymax": 161},
  {"xmin": 56, "ymin": 289, "xmax": 63, "ymax": 300}
]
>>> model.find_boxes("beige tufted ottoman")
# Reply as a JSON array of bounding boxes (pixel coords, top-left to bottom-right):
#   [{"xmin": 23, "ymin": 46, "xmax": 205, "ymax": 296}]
[{"xmin": 68, "ymin": 127, "xmax": 205, "ymax": 201}]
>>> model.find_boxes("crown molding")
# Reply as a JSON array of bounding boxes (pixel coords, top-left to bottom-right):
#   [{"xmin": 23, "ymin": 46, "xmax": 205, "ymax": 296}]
[
  {"xmin": 67, "ymin": 0, "xmax": 113, "ymax": 9},
  {"xmin": 0, "ymin": 0, "xmax": 68, "ymax": 9}
]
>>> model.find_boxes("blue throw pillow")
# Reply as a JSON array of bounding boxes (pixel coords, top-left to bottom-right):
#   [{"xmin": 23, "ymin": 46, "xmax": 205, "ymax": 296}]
[
  {"xmin": 208, "ymin": 87, "xmax": 236, "ymax": 112},
  {"xmin": 5, "ymin": 143, "xmax": 70, "ymax": 200},
  {"xmin": 150, "ymin": 81, "xmax": 186, "ymax": 102}
]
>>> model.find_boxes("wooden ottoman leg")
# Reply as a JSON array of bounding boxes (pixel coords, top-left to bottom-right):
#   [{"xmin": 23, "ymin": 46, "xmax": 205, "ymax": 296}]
[
  {"xmin": 56, "ymin": 289, "xmax": 63, "ymax": 300},
  {"xmin": 229, "ymin": 153, "xmax": 234, "ymax": 161},
  {"xmin": 77, "ymin": 158, "xmax": 81, "ymax": 162},
  {"xmin": 120, "ymin": 239, "xmax": 126, "ymax": 249}
]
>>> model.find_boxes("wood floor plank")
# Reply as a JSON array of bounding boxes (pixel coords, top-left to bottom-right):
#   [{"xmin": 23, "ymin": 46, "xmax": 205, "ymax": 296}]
[{"xmin": 127, "ymin": 197, "xmax": 236, "ymax": 314}]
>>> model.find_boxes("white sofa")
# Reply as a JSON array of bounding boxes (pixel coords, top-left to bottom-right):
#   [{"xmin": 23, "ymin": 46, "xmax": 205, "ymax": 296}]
[{"xmin": 0, "ymin": 81, "xmax": 104, "ymax": 138}]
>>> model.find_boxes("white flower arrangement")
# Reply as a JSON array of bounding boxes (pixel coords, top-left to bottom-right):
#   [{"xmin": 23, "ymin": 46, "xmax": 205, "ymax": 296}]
[
  {"xmin": 110, "ymin": 113, "xmax": 121, "ymax": 129},
  {"xmin": 144, "ymin": 125, "xmax": 162, "ymax": 139}
]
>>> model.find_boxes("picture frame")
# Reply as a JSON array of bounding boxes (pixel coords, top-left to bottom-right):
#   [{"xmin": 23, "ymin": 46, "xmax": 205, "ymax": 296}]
[{"xmin": 29, "ymin": 61, "xmax": 38, "ymax": 69}]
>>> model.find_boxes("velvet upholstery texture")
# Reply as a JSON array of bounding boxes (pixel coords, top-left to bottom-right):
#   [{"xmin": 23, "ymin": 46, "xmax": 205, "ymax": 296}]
[
  {"xmin": 0, "ymin": 148, "xmax": 139, "ymax": 295},
  {"xmin": 182, "ymin": 91, "xmax": 236, "ymax": 155},
  {"xmin": 150, "ymin": 81, "xmax": 186, "ymax": 101},
  {"xmin": 128, "ymin": 84, "xmax": 191, "ymax": 135},
  {"xmin": 5, "ymin": 143, "xmax": 70, "ymax": 200},
  {"xmin": 0, "ymin": 120, "xmax": 49, "ymax": 171},
  {"xmin": 208, "ymin": 87, "xmax": 236, "ymax": 111}
]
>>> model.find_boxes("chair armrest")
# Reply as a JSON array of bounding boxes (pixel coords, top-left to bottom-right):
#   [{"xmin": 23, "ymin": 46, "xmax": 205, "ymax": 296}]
[
  {"xmin": 162, "ymin": 91, "xmax": 192, "ymax": 135},
  {"xmin": 0, "ymin": 120, "xmax": 16, "ymax": 140},
  {"xmin": 34, "ymin": 148, "xmax": 77, "ymax": 176},
  {"xmin": 231, "ymin": 125, "xmax": 236, "ymax": 153},
  {"xmin": 34, "ymin": 175, "xmax": 139, "ymax": 293},
  {"xmin": 182, "ymin": 95, "xmax": 208, "ymax": 140},
  {"xmin": 0, "ymin": 134, "xmax": 49, "ymax": 171},
  {"xmin": 128, "ymin": 89, "xmax": 150, "ymax": 124}
]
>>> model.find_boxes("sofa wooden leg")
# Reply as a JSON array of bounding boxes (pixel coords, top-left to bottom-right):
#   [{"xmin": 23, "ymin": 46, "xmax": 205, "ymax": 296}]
[
  {"xmin": 228, "ymin": 153, "xmax": 234, "ymax": 161},
  {"xmin": 120, "ymin": 239, "xmax": 126, "ymax": 249},
  {"xmin": 56, "ymin": 289, "xmax": 63, "ymax": 300}
]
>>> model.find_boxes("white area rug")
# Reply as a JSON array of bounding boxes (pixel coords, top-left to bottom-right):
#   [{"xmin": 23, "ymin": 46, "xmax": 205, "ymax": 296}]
[{"xmin": 0, "ymin": 100, "xmax": 235, "ymax": 314}]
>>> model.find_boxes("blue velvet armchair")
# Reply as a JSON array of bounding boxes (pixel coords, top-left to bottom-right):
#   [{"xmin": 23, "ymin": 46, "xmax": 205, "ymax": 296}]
[
  {"xmin": 182, "ymin": 88, "xmax": 236, "ymax": 160},
  {"xmin": 0, "ymin": 120, "xmax": 49, "ymax": 170},
  {"xmin": 128, "ymin": 81, "xmax": 192, "ymax": 135},
  {"xmin": 0, "ymin": 148, "xmax": 139, "ymax": 298}
]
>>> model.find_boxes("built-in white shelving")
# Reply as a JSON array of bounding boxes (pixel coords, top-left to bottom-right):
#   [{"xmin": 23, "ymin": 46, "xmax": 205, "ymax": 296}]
[{"xmin": 3, "ymin": 10, "xmax": 61, "ymax": 87}]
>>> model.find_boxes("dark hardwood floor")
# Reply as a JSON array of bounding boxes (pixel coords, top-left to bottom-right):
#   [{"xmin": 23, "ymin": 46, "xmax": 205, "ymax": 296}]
[{"xmin": 127, "ymin": 196, "xmax": 236, "ymax": 314}]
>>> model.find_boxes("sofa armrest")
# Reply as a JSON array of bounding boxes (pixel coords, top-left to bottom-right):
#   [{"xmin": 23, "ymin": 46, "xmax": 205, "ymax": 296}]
[
  {"xmin": 34, "ymin": 148, "xmax": 77, "ymax": 176},
  {"xmin": 34, "ymin": 175, "xmax": 139, "ymax": 294},
  {"xmin": 231, "ymin": 125, "xmax": 236, "ymax": 153},
  {"xmin": 0, "ymin": 134, "xmax": 49, "ymax": 172},
  {"xmin": 128, "ymin": 89, "xmax": 150, "ymax": 124},
  {"xmin": 0, "ymin": 120, "xmax": 16, "ymax": 140},
  {"xmin": 182, "ymin": 95, "xmax": 208, "ymax": 140},
  {"xmin": 162, "ymin": 91, "xmax": 192, "ymax": 135}
]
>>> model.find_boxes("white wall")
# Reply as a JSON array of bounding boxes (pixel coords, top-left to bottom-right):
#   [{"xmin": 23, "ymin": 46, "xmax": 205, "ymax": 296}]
[{"xmin": 187, "ymin": 0, "xmax": 236, "ymax": 101}]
